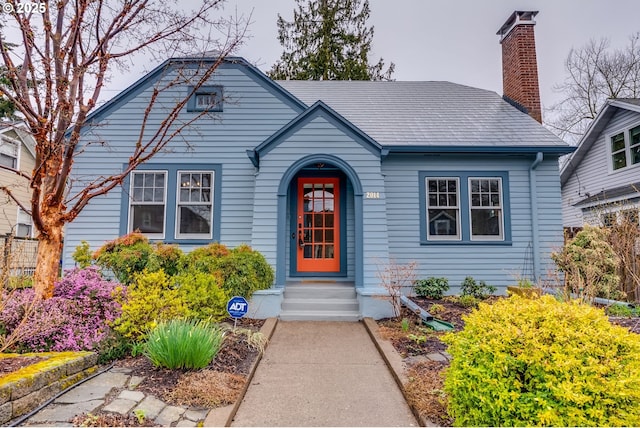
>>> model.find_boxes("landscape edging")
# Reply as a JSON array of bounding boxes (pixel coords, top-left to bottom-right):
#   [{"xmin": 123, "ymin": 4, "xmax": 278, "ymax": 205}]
[
  {"xmin": 202, "ymin": 317, "xmax": 279, "ymax": 427},
  {"xmin": 362, "ymin": 317, "xmax": 436, "ymax": 427}
]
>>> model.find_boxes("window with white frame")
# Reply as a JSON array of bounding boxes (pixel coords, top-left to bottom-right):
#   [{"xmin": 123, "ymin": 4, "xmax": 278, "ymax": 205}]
[
  {"xmin": 609, "ymin": 124, "xmax": 640, "ymax": 171},
  {"xmin": 16, "ymin": 208, "xmax": 32, "ymax": 238},
  {"xmin": 0, "ymin": 138, "xmax": 18, "ymax": 169},
  {"xmin": 469, "ymin": 178, "xmax": 504, "ymax": 240},
  {"xmin": 176, "ymin": 171, "xmax": 213, "ymax": 238},
  {"xmin": 426, "ymin": 178, "xmax": 460, "ymax": 240},
  {"xmin": 421, "ymin": 171, "xmax": 510, "ymax": 244},
  {"xmin": 129, "ymin": 171, "xmax": 166, "ymax": 238}
]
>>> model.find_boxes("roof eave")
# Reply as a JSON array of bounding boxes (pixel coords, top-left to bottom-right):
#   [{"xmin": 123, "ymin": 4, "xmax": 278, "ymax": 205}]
[{"xmin": 386, "ymin": 145, "xmax": 575, "ymax": 155}]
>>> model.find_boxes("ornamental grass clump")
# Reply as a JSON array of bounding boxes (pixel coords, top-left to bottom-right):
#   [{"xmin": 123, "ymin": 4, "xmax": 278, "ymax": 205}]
[
  {"xmin": 144, "ymin": 319, "xmax": 225, "ymax": 370},
  {"xmin": 443, "ymin": 295, "xmax": 640, "ymax": 427}
]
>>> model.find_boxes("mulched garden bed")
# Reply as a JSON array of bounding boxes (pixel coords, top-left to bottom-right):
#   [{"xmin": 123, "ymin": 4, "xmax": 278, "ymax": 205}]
[{"xmin": 377, "ymin": 296, "xmax": 640, "ymax": 426}]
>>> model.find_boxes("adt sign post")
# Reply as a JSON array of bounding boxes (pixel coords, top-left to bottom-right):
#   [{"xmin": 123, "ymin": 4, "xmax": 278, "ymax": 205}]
[{"xmin": 227, "ymin": 296, "xmax": 249, "ymax": 329}]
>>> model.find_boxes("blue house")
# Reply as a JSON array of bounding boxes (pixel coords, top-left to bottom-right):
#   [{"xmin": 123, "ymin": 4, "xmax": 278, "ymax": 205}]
[{"xmin": 63, "ymin": 11, "xmax": 572, "ymax": 319}]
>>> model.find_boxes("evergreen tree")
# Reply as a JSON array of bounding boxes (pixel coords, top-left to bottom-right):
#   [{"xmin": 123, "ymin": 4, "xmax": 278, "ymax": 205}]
[{"xmin": 268, "ymin": 0, "xmax": 394, "ymax": 80}]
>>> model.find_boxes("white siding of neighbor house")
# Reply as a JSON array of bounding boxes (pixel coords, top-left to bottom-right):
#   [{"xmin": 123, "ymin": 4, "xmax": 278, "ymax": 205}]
[
  {"xmin": 562, "ymin": 108, "xmax": 640, "ymax": 227},
  {"xmin": 383, "ymin": 154, "xmax": 564, "ymax": 291},
  {"xmin": 62, "ymin": 63, "xmax": 301, "ymax": 268},
  {"xmin": 252, "ymin": 115, "xmax": 387, "ymax": 287}
]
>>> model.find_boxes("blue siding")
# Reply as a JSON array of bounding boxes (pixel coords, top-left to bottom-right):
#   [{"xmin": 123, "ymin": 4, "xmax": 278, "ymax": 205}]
[
  {"xmin": 251, "ymin": 115, "xmax": 387, "ymax": 288},
  {"xmin": 383, "ymin": 154, "xmax": 564, "ymax": 290},
  {"xmin": 62, "ymin": 64, "xmax": 301, "ymax": 268}
]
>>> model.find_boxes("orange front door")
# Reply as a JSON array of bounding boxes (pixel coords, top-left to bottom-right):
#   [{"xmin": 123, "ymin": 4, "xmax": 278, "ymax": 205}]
[{"xmin": 296, "ymin": 177, "xmax": 340, "ymax": 272}]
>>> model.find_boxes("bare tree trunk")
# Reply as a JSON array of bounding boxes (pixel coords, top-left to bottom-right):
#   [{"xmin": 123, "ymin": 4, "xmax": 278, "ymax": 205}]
[{"xmin": 33, "ymin": 223, "xmax": 63, "ymax": 299}]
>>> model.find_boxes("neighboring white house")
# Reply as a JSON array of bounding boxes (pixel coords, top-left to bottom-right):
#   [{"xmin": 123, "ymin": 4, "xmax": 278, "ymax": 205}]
[
  {"xmin": 0, "ymin": 122, "xmax": 36, "ymax": 237},
  {"xmin": 561, "ymin": 99, "xmax": 640, "ymax": 228}
]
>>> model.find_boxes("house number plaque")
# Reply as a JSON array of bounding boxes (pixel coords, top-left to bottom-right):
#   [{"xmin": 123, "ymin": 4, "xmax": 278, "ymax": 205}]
[{"xmin": 365, "ymin": 192, "xmax": 380, "ymax": 199}]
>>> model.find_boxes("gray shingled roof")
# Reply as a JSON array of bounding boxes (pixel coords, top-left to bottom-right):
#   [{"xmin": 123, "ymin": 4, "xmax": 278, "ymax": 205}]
[
  {"xmin": 574, "ymin": 181, "xmax": 640, "ymax": 207},
  {"xmin": 277, "ymin": 80, "xmax": 568, "ymax": 148}
]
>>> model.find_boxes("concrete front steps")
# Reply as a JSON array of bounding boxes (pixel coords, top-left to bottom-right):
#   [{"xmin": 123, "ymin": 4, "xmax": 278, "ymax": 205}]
[{"xmin": 280, "ymin": 280, "xmax": 360, "ymax": 321}]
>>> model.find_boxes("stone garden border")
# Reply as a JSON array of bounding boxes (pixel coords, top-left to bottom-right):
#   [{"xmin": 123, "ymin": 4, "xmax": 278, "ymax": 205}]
[{"xmin": 0, "ymin": 351, "xmax": 98, "ymax": 424}]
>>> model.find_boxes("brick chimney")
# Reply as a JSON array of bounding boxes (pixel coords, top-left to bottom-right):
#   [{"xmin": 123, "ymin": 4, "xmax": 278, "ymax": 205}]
[{"xmin": 497, "ymin": 11, "xmax": 542, "ymax": 123}]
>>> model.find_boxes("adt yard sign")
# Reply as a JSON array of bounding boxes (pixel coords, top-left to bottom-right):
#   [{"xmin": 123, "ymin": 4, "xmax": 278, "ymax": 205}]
[{"xmin": 227, "ymin": 296, "xmax": 249, "ymax": 319}]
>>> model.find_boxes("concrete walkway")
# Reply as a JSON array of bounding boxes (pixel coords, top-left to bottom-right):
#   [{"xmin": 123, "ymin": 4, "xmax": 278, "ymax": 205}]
[{"xmin": 230, "ymin": 321, "xmax": 418, "ymax": 427}]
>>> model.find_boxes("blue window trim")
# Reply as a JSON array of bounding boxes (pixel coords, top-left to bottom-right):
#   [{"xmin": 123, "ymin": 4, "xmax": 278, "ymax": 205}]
[
  {"xmin": 419, "ymin": 171, "xmax": 512, "ymax": 245},
  {"xmin": 120, "ymin": 163, "xmax": 222, "ymax": 244},
  {"xmin": 186, "ymin": 85, "xmax": 223, "ymax": 112}
]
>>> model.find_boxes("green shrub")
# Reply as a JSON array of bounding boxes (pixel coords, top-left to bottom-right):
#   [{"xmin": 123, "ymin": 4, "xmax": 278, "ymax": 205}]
[
  {"xmin": 414, "ymin": 277, "xmax": 449, "ymax": 299},
  {"xmin": 183, "ymin": 243, "xmax": 273, "ymax": 298},
  {"xmin": 144, "ymin": 319, "xmax": 225, "ymax": 369},
  {"xmin": 552, "ymin": 225, "xmax": 621, "ymax": 301},
  {"xmin": 456, "ymin": 294, "xmax": 478, "ymax": 308},
  {"xmin": 147, "ymin": 243, "xmax": 184, "ymax": 277},
  {"xmin": 606, "ymin": 303, "xmax": 638, "ymax": 317},
  {"xmin": 172, "ymin": 271, "xmax": 228, "ymax": 321},
  {"xmin": 72, "ymin": 240, "xmax": 93, "ymax": 268},
  {"xmin": 114, "ymin": 270, "xmax": 187, "ymax": 341},
  {"xmin": 93, "ymin": 232, "xmax": 154, "ymax": 284},
  {"xmin": 460, "ymin": 276, "xmax": 496, "ymax": 299},
  {"xmin": 443, "ymin": 295, "xmax": 640, "ymax": 427}
]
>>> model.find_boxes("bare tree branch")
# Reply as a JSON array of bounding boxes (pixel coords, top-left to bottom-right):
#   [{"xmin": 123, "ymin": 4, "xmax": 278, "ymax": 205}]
[
  {"xmin": 0, "ymin": 0, "xmax": 249, "ymax": 297},
  {"xmin": 547, "ymin": 33, "xmax": 640, "ymax": 144}
]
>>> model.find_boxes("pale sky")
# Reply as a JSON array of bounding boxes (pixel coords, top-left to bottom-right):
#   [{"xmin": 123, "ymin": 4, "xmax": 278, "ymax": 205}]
[{"xmin": 105, "ymin": 0, "xmax": 640, "ymax": 118}]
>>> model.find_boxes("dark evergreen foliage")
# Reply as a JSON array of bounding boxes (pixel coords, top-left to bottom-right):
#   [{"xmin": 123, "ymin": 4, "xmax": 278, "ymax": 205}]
[{"xmin": 268, "ymin": 0, "xmax": 394, "ymax": 81}]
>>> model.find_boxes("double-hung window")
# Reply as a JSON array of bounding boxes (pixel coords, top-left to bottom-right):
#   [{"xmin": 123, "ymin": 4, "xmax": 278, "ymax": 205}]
[
  {"xmin": 420, "ymin": 171, "xmax": 510, "ymax": 244},
  {"xmin": 609, "ymin": 124, "xmax": 640, "ymax": 171},
  {"xmin": 176, "ymin": 171, "xmax": 213, "ymax": 239},
  {"xmin": 129, "ymin": 171, "xmax": 167, "ymax": 239},
  {"xmin": 426, "ymin": 178, "xmax": 460, "ymax": 240},
  {"xmin": 16, "ymin": 208, "xmax": 33, "ymax": 238},
  {"xmin": 469, "ymin": 178, "xmax": 503, "ymax": 240},
  {"xmin": 0, "ymin": 138, "xmax": 18, "ymax": 169},
  {"xmin": 124, "ymin": 164, "xmax": 220, "ymax": 242}
]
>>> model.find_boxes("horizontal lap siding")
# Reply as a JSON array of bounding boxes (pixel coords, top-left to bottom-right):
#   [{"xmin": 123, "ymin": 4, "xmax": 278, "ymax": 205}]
[
  {"xmin": 62, "ymin": 66, "xmax": 300, "ymax": 268},
  {"xmin": 252, "ymin": 116, "xmax": 387, "ymax": 287},
  {"xmin": 383, "ymin": 154, "xmax": 563, "ymax": 290},
  {"xmin": 563, "ymin": 109, "xmax": 640, "ymax": 226}
]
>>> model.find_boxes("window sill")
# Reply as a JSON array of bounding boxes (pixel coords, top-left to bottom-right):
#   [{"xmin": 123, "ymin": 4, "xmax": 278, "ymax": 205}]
[
  {"xmin": 420, "ymin": 240, "xmax": 513, "ymax": 246},
  {"xmin": 150, "ymin": 238, "xmax": 216, "ymax": 245}
]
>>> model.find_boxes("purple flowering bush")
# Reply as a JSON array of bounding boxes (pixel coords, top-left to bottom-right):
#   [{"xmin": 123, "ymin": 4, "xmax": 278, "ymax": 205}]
[{"xmin": 0, "ymin": 267, "xmax": 124, "ymax": 352}]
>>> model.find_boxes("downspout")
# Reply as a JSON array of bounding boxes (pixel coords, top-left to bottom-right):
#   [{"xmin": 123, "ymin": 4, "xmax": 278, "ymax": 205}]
[{"xmin": 529, "ymin": 152, "xmax": 543, "ymax": 281}]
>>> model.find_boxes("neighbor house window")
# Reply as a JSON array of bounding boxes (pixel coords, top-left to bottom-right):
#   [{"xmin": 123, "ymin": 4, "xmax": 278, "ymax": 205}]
[
  {"xmin": 469, "ymin": 178, "xmax": 503, "ymax": 240},
  {"xmin": 609, "ymin": 124, "xmax": 640, "ymax": 171},
  {"xmin": 187, "ymin": 86, "xmax": 223, "ymax": 112},
  {"xmin": 611, "ymin": 132, "xmax": 627, "ymax": 170},
  {"xmin": 420, "ymin": 171, "xmax": 511, "ymax": 244},
  {"xmin": 601, "ymin": 212, "xmax": 617, "ymax": 227},
  {"xmin": 426, "ymin": 178, "xmax": 460, "ymax": 240},
  {"xmin": 0, "ymin": 138, "xmax": 18, "ymax": 169},
  {"xmin": 16, "ymin": 208, "xmax": 32, "ymax": 238},
  {"xmin": 176, "ymin": 171, "xmax": 214, "ymax": 239},
  {"xmin": 631, "ymin": 125, "xmax": 640, "ymax": 165},
  {"xmin": 129, "ymin": 171, "xmax": 166, "ymax": 238}
]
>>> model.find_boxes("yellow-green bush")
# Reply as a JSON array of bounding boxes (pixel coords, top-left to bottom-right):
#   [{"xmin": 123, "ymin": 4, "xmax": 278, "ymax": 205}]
[
  {"xmin": 114, "ymin": 270, "xmax": 187, "ymax": 341},
  {"xmin": 443, "ymin": 295, "xmax": 640, "ymax": 427},
  {"xmin": 172, "ymin": 271, "xmax": 228, "ymax": 321}
]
